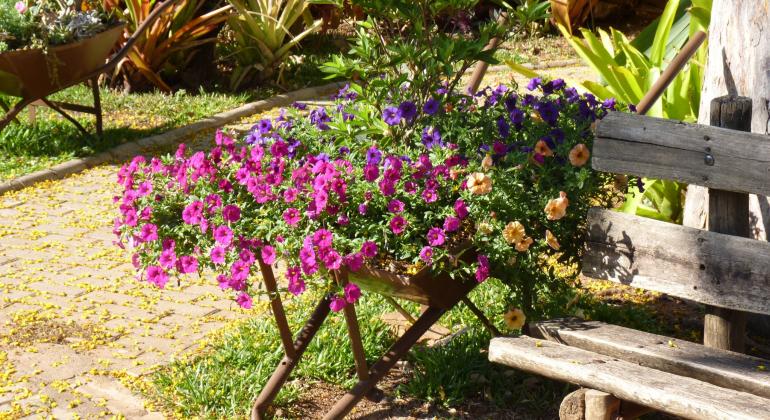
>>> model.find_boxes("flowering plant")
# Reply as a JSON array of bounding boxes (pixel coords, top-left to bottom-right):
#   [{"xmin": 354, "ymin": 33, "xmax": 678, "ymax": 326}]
[
  {"xmin": 0, "ymin": 0, "xmax": 117, "ymax": 53},
  {"xmin": 115, "ymin": 78, "xmax": 614, "ymax": 313}
]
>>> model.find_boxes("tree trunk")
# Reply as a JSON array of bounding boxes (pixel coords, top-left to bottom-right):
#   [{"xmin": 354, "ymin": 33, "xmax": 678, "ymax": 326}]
[
  {"xmin": 683, "ymin": 0, "xmax": 770, "ymax": 335},
  {"xmin": 683, "ymin": 1, "xmax": 770, "ymax": 237}
]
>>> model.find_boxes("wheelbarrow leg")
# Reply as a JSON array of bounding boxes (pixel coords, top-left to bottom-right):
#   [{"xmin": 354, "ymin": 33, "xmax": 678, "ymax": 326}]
[
  {"xmin": 251, "ymin": 295, "xmax": 331, "ymax": 420},
  {"xmin": 91, "ymin": 77, "xmax": 103, "ymax": 137},
  {"xmin": 322, "ymin": 306, "xmax": 447, "ymax": 420},
  {"xmin": 0, "ymin": 98, "xmax": 33, "ymax": 131},
  {"xmin": 41, "ymin": 98, "xmax": 92, "ymax": 138}
]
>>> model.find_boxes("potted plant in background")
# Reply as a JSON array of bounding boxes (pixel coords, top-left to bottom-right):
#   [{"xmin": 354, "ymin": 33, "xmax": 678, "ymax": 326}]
[{"xmin": 0, "ymin": 0, "xmax": 122, "ymax": 98}]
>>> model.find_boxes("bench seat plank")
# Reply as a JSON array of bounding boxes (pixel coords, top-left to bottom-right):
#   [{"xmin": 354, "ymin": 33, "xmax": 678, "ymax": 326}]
[
  {"xmin": 593, "ymin": 112, "xmax": 770, "ymax": 196},
  {"xmin": 583, "ymin": 207, "xmax": 770, "ymax": 315},
  {"xmin": 489, "ymin": 336, "xmax": 770, "ymax": 420},
  {"xmin": 532, "ymin": 318, "xmax": 770, "ymax": 399}
]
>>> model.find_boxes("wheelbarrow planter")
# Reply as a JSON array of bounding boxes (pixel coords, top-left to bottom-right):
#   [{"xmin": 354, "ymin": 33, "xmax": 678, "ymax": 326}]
[
  {"xmin": 251, "ymin": 244, "xmax": 500, "ymax": 420},
  {"xmin": 0, "ymin": 1, "xmax": 175, "ymax": 138}
]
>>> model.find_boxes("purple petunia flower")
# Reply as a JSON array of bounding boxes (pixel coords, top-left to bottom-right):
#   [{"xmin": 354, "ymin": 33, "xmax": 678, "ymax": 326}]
[
  {"xmin": 454, "ymin": 199, "xmax": 469, "ymax": 219},
  {"xmin": 443, "ymin": 216, "xmax": 460, "ymax": 232},
  {"xmin": 366, "ymin": 146, "xmax": 382, "ymax": 165},
  {"xmin": 398, "ymin": 101, "xmax": 418, "ymax": 120},
  {"xmin": 510, "ymin": 108, "xmax": 525, "ymax": 125},
  {"xmin": 423, "ymin": 97, "xmax": 440, "ymax": 115},
  {"xmin": 383, "ymin": 107, "xmax": 401, "ymax": 126},
  {"xmin": 526, "ymin": 77, "xmax": 542, "ymax": 91},
  {"xmin": 475, "ymin": 255, "xmax": 490, "ymax": 282},
  {"xmin": 421, "ymin": 126, "xmax": 443, "ymax": 149},
  {"xmin": 497, "ymin": 117, "xmax": 510, "ymax": 138}
]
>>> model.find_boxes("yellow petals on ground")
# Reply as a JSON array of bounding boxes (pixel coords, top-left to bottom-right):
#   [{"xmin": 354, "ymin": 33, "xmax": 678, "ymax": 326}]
[
  {"xmin": 467, "ymin": 172, "xmax": 492, "ymax": 195},
  {"xmin": 503, "ymin": 308, "xmax": 526, "ymax": 330},
  {"xmin": 569, "ymin": 143, "xmax": 590, "ymax": 167},
  {"xmin": 545, "ymin": 191, "xmax": 569, "ymax": 220}
]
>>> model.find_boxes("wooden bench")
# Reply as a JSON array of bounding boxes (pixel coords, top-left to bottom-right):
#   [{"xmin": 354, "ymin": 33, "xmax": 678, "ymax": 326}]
[{"xmin": 489, "ymin": 97, "xmax": 770, "ymax": 420}]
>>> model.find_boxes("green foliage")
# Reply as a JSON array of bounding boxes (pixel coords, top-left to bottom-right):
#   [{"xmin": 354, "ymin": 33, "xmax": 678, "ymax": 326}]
[
  {"xmin": 110, "ymin": 0, "xmax": 232, "ymax": 92},
  {"xmin": 500, "ymin": 0, "xmax": 550, "ymax": 36},
  {"xmin": 0, "ymin": 85, "xmax": 257, "ymax": 181},
  {"xmin": 320, "ymin": 0, "xmax": 506, "ymax": 108},
  {"xmin": 226, "ymin": 0, "xmax": 332, "ymax": 89}
]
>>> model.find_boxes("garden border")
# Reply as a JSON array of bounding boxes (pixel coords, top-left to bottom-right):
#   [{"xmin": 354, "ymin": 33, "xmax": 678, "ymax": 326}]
[{"xmin": 0, "ymin": 82, "xmax": 345, "ymax": 195}]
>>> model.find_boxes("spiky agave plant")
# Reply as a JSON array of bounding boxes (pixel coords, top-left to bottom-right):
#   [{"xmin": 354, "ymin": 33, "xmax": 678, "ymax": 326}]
[
  {"xmin": 111, "ymin": 0, "xmax": 232, "ymax": 92},
  {"xmin": 226, "ymin": 0, "xmax": 331, "ymax": 89}
]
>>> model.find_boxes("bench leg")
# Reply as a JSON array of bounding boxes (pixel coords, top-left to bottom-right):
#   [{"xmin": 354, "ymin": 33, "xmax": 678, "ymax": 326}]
[{"xmin": 585, "ymin": 390, "xmax": 620, "ymax": 420}]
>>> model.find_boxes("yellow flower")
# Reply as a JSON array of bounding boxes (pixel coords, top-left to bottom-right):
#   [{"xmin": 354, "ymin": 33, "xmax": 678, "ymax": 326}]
[
  {"xmin": 515, "ymin": 236, "xmax": 533, "ymax": 252},
  {"xmin": 467, "ymin": 172, "xmax": 492, "ymax": 195},
  {"xmin": 481, "ymin": 154, "xmax": 493, "ymax": 170},
  {"xmin": 502, "ymin": 221, "xmax": 526, "ymax": 245},
  {"xmin": 545, "ymin": 229, "xmax": 560, "ymax": 250},
  {"xmin": 504, "ymin": 308, "xmax": 526, "ymax": 330},
  {"xmin": 544, "ymin": 191, "xmax": 569, "ymax": 221},
  {"xmin": 534, "ymin": 139, "xmax": 553, "ymax": 157},
  {"xmin": 569, "ymin": 143, "xmax": 590, "ymax": 167}
]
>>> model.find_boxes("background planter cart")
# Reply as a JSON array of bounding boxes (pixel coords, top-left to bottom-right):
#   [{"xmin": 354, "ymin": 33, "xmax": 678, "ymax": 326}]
[{"xmin": 0, "ymin": 0, "xmax": 176, "ymax": 138}]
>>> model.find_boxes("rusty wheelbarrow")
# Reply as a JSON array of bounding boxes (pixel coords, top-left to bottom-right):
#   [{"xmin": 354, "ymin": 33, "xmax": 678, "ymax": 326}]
[{"xmin": 0, "ymin": 0, "xmax": 175, "ymax": 138}]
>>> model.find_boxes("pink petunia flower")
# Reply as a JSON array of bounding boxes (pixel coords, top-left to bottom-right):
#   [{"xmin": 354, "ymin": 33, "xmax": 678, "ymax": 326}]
[
  {"xmin": 344, "ymin": 283, "xmax": 361, "ymax": 303},
  {"xmin": 236, "ymin": 292, "xmax": 253, "ymax": 309},
  {"xmin": 146, "ymin": 266, "xmax": 168, "ymax": 288},
  {"xmin": 329, "ymin": 296, "xmax": 347, "ymax": 312},
  {"xmin": 419, "ymin": 246, "xmax": 433, "ymax": 263},
  {"xmin": 261, "ymin": 245, "xmax": 277, "ymax": 265},
  {"xmin": 283, "ymin": 208, "xmax": 301, "ymax": 226},
  {"xmin": 139, "ymin": 223, "xmax": 158, "ymax": 242},
  {"xmin": 443, "ymin": 216, "xmax": 460, "ymax": 232},
  {"xmin": 210, "ymin": 246, "xmax": 226, "ymax": 264},
  {"xmin": 222, "ymin": 204, "xmax": 241, "ymax": 222},
  {"xmin": 390, "ymin": 216, "xmax": 407, "ymax": 235},
  {"xmin": 388, "ymin": 199, "xmax": 405, "ymax": 213},
  {"xmin": 213, "ymin": 225, "xmax": 233, "ymax": 246},
  {"xmin": 159, "ymin": 249, "xmax": 177, "ymax": 269},
  {"xmin": 427, "ymin": 227, "xmax": 445, "ymax": 246},
  {"xmin": 178, "ymin": 255, "xmax": 199, "ymax": 274},
  {"xmin": 361, "ymin": 241, "xmax": 378, "ymax": 258}
]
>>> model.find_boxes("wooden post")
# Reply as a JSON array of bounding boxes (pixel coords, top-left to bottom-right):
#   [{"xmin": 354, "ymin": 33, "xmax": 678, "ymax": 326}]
[
  {"xmin": 703, "ymin": 96, "xmax": 751, "ymax": 352},
  {"xmin": 584, "ymin": 390, "xmax": 620, "ymax": 420}
]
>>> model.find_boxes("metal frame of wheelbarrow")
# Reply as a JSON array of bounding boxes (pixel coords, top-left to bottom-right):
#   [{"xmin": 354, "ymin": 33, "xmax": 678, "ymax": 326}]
[
  {"xmin": 0, "ymin": 0, "xmax": 176, "ymax": 138},
  {"xmin": 250, "ymin": 253, "xmax": 502, "ymax": 420}
]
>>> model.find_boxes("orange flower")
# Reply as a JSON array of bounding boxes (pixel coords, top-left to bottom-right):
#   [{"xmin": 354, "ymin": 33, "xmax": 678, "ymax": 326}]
[
  {"xmin": 515, "ymin": 236, "xmax": 533, "ymax": 252},
  {"xmin": 544, "ymin": 191, "xmax": 569, "ymax": 221},
  {"xmin": 545, "ymin": 230, "xmax": 560, "ymax": 250},
  {"xmin": 534, "ymin": 140, "xmax": 553, "ymax": 157},
  {"xmin": 569, "ymin": 143, "xmax": 590, "ymax": 167},
  {"xmin": 467, "ymin": 172, "xmax": 492, "ymax": 195},
  {"xmin": 502, "ymin": 221, "xmax": 526, "ymax": 245},
  {"xmin": 481, "ymin": 154, "xmax": 493, "ymax": 170},
  {"xmin": 504, "ymin": 308, "xmax": 526, "ymax": 330}
]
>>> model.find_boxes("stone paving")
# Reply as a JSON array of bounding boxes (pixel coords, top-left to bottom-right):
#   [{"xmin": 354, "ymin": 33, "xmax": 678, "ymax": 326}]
[{"xmin": 0, "ymin": 129, "xmax": 256, "ymax": 419}]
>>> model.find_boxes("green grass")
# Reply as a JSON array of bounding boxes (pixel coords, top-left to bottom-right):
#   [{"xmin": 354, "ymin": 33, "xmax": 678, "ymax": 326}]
[{"xmin": 0, "ymin": 86, "xmax": 274, "ymax": 181}]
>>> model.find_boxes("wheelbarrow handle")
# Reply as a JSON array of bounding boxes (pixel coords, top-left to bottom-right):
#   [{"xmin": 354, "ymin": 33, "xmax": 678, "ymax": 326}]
[{"xmin": 90, "ymin": 0, "xmax": 178, "ymax": 77}]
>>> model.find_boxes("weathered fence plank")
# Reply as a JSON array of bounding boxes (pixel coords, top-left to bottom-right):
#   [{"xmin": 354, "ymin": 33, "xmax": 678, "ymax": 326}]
[
  {"xmin": 489, "ymin": 336, "xmax": 770, "ymax": 420},
  {"xmin": 593, "ymin": 112, "xmax": 770, "ymax": 196},
  {"xmin": 582, "ymin": 208, "xmax": 770, "ymax": 315},
  {"xmin": 531, "ymin": 318, "xmax": 770, "ymax": 399}
]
